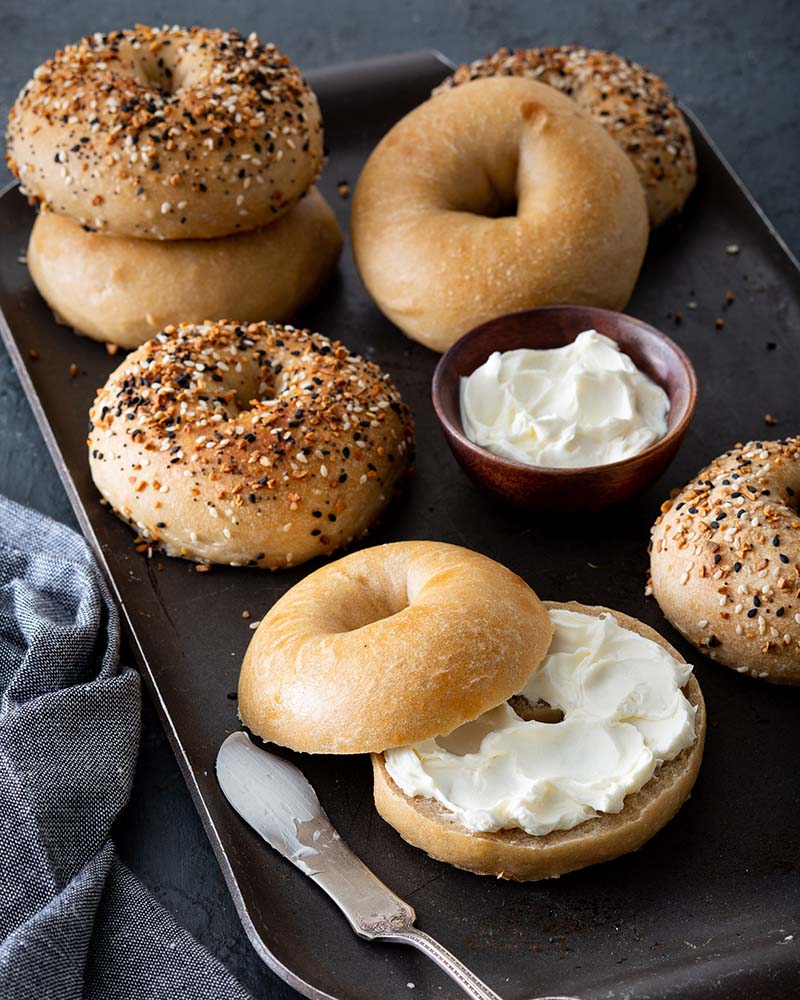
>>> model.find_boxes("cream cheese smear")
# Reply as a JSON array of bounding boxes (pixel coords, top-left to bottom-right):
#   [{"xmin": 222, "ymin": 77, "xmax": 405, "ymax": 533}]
[{"xmin": 384, "ymin": 609, "xmax": 696, "ymax": 837}]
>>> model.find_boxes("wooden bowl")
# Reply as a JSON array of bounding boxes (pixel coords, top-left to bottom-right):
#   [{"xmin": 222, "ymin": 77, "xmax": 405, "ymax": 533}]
[{"xmin": 431, "ymin": 305, "xmax": 698, "ymax": 510}]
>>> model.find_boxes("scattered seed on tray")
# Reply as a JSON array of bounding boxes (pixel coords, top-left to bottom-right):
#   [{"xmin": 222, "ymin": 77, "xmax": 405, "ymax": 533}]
[
  {"xmin": 226, "ymin": 691, "xmax": 238, "ymax": 700},
  {"xmin": 725, "ymin": 290, "xmax": 735, "ymax": 304},
  {"xmin": 29, "ymin": 349, "xmax": 38, "ymax": 361},
  {"xmin": 105, "ymin": 343, "xmax": 119, "ymax": 356},
  {"xmin": 69, "ymin": 363, "xmax": 78, "ymax": 377},
  {"xmin": 714, "ymin": 318, "xmax": 725, "ymax": 329},
  {"xmin": 337, "ymin": 180, "xmax": 350, "ymax": 198},
  {"xmin": 195, "ymin": 563, "xmax": 211, "ymax": 573},
  {"xmin": 764, "ymin": 414, "xmax": 777, "ymax": 425},
  {"xmin": 249, "ymin": 621, "xmax": 261, "ymax": 629},
  {"xmin": 241, "ymin": 610, "xmax": 251, "ymax": 620},
  {"xmin": 725, "ymin": 244, "xmax": 740, "ymax": 254},
  {"xmin": 687, "ymin": 301, "xmax": 697, "ymax": 309}
]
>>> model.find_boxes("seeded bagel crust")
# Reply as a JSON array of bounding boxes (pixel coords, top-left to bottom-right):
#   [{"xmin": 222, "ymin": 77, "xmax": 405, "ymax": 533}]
[
  {"xmin": 650, "ymin": 437, "xmax": 800, "ymax": 684},
  {"xmin": 88, "ymin": 321, "xmax": 413, "ymax": 568},
  {"xmin": 7, "ymin": 25, "xmax": 323, "ymax": 238}
]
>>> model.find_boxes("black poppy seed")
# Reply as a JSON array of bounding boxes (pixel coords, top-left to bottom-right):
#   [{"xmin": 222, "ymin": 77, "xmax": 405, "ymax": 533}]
[
  {"xmin": 714, "ymin": 554, "xmax": 721, "ymax": 564},
  {"xmin": 753, "ymin": 596, "xmax": 761, "ymax": 607},
  {"xmin": 780, "ymin": 554, "xmax": 790, "ymax": 564},
  {"xmin": 777, "ymin": 607, "xmax": 786, "ymax": 617},
  {"xmin": 747, "ymin": 609, "xmax": 757, "ymax": 618},
  {"xmin": 734, "ymin": 562, "xmax": 742, "ymax": 572},
  {"xmin": 772, "ymin": 536, "xmax": 780, "ymax": 547}
]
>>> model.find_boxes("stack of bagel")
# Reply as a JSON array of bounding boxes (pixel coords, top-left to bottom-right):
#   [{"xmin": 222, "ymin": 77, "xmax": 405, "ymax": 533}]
[{"xmin": 6, "ymin": 25, "xmax": 343, "ymax": 349}]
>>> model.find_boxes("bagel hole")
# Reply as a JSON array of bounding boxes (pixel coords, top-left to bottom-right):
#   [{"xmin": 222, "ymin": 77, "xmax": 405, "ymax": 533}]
[
  {"xmin": 332, "ymin": 572, "xmax": 410, "ymax": 633},
  {"xmin": 228, "ymin": 370, "xmax": 288, "ymax": 414},
  {"xmin": 509, "ymin": 695, "xmax": 564, "ymax": 724},
  {"xmin": 133, "ymin": 50, "xmax": 185, "ymax": 97},
  {"xmin": 478, "ymin": 193, "xmax": 518, "ymax": 220},
  {"xmin": 435, "ymin": 713, "xmax": 501, "ymax": 756}
]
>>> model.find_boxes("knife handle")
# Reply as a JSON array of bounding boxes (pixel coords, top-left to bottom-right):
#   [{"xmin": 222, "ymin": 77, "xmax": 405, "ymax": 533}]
[{"xmin": 383, "ymin": 927, "xmax": 504, "ymax": 1000}]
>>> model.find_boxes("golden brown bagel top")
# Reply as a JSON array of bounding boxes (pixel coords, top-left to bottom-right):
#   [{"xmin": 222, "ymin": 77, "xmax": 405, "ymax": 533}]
[
  {"xmin": 6, "ymin": 25, "xmax": 323, "ymax": 238},
  {"xmin": 239, "ymin": 541, "xmax": 553, "ymax": 753}
]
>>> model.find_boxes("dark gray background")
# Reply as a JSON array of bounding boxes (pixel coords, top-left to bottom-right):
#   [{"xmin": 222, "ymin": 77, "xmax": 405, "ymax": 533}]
[{"xmin": 1, "ymin": 2, "xmax": 798, "ymax": 997}]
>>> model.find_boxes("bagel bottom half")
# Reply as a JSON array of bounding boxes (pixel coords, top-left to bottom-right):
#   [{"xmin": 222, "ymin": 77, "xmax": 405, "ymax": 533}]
[
  {"xmin": 372, "ymin": 602, "xmax": 706, "ymax": 881},
  {"xmin": 27, "ymin": 186, "xmax": 343, "ymax": 349}
]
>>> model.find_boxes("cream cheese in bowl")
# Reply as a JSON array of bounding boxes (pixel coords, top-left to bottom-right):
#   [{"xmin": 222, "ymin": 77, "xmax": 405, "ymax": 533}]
[{"xmin": 459, "ymin": 330, "xmax": 669, "ymax": 468}]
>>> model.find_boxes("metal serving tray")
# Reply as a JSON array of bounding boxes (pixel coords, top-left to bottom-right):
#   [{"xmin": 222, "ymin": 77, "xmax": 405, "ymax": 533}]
[{"xmin": 1, "ymin": 49, "xmax": 798, "ymax": 1000}]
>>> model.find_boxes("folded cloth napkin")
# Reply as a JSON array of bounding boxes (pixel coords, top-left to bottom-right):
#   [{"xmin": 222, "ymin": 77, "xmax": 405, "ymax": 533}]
[{"xmin": 0, "ymin": 495, "xmax": 251, "ymax": 1000}]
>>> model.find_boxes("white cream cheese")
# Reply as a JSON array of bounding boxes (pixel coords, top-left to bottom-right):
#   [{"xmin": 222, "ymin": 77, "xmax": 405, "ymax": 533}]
[
  {"xmin": 459, "ymin": 330, "xmax": 669, "ymax": 468},
  {"xmin": 384, "ymin": 609, "xmax": 696, "ymax": 837}
]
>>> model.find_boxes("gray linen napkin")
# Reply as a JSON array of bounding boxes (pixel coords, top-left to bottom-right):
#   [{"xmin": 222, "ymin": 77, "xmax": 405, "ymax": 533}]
[{"xmin": 0, "ymin": 495, "xmax": 251, "ymax": 1000}]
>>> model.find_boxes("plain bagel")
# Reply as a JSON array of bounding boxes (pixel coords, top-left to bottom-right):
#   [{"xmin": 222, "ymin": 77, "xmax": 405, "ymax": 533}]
[
  {"xmin": 351, "ymin": 76, "xmax": 648, "ymax": 352},
  {"xmin": 238, "ymin": 541, "xmax": 553, "ymax": 753},
  {"xmin": 28, "ymin": 188, "xmax": 343, "ymax": 349},
  {"xmin": 650, "ymin": 437, "xmax": 800, "ymax": 684},
  {"xmin": 372, "ymin": 602, "xmax": 706, "ymax": 881},
  {"xmin": 434, "ymin": 45, "xmax": 697, "ymax": 228},
  {"xmin": 6, "ymin": 25, "xmax": 324, "ymax": 239},
  {"xmin": 88, "ymin": 320, "xmax": 414, "ymax": 568}
]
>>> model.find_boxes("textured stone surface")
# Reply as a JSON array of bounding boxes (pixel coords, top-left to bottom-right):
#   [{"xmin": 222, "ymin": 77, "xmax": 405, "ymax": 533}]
[{"xmin": 0, "ymin": 1, "xmax": 797, "ymax": 996}]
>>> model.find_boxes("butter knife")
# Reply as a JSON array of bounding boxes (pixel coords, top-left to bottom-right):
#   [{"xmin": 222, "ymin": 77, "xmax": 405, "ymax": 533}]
[{"xmin": 216, "ymin": 732, "xmax": 578, "ymax": 1000}]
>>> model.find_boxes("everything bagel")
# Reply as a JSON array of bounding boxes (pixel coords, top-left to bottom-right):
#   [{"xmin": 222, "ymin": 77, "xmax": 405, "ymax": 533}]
[
  {"xmin": 650, "ymin": 437, "xmax": 800, "ymax": 684},
  {"xmin": 6, "ymin": 25, "xmax": 324, "ymax": 238},
  {"xmin": 88, "ymin": 321, "xmax": 414, "ymax": 568}
]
